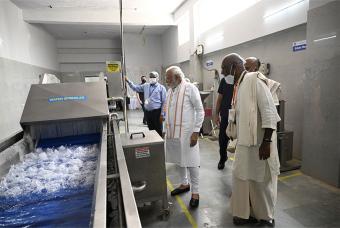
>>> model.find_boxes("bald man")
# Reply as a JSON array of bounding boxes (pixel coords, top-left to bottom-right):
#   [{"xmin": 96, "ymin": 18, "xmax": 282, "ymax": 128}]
[
  {"xmin": 244, "ymin": 57, "xmax": 261, "ymax": 72},
  {"xmin": 222, "ymin": 53, "xmax": 280, "ymax": 226}
]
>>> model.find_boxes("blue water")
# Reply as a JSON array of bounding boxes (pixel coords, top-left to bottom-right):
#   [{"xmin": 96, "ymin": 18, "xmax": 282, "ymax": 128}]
[{"xmin": 0, "ymin": 144, "xmax": 99, "ymax": 227}]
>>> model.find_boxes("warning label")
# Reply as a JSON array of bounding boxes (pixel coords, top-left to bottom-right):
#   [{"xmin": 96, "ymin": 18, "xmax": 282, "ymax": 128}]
[
  {"xmin": 135, "ymin": 147, "xmax": 150, "ymax": 159},
  {"xmin": 106, "ymin": 61, "xmax": 121, "ymax": 73}
]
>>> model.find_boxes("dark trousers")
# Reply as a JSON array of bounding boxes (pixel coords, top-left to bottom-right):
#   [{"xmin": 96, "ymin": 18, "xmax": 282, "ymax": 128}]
[
  {"xmin": 145, "ymin": 108, "xmax": 162, "ymax": 137},
  {"xmin": 219, "ymin": 116, "xmax": 230, "ymax": 162},
  {"xmin": 141, "ymin": 103, "xmax": 146, "ymax": 124}
]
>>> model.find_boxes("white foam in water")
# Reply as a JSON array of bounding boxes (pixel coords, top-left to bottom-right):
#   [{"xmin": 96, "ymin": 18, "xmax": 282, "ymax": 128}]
[{"xmin": 0, "ymin": 144, "xmax": 98, "ymax": 197}]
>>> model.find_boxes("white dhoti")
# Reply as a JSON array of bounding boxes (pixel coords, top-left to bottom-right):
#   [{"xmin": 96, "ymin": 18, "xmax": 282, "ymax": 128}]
[
  {"xmin": 231, "ymin": 163, "xmax": 277, "ymax": 220},
  {"xmin": 231, "ymin": 71, "xmax": 281, "ymax": 220}
]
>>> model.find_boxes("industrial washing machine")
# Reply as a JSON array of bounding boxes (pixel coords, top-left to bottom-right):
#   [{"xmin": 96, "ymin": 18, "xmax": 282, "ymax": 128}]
[{"xmin": 0, "ymin": 81, "xmax": 142, "ymax": 227}]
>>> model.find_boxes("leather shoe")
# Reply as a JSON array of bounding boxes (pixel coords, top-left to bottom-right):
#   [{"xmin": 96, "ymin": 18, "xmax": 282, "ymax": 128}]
[
  {"xmin": 171, "ymin": 186, "xmax": 190, "ymax": 196},
  {"xmin": 189, "ymin": 197, "xmax": 199, "ymax": 208},
  {"xmin": 257, "ymin": 219, "xmax": 275, "ymax": 227},
  {"xmin": 233, "ymin": 216, "xmax": 258, "ymax": 226}
]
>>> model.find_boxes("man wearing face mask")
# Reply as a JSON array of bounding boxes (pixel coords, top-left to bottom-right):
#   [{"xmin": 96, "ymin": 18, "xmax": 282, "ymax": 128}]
[
  {"xmin": 164, "ymin": 66, "xmax": 204, "ymax": 208},
  {"xmin": 222, "ymin": 53, "xmax": 280, "ymax": 226},
  {"xmin": 125, "ymin": 71, "xmax": 166, "ymax": 136},
  {"xmin": 214, "ymin": 63, "xmax": 235, "ymax": 170}
]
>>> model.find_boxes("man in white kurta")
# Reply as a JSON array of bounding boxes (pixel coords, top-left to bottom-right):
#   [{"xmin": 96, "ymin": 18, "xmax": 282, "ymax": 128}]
[
  {"xmin": 164, "ymin": 66, "xmax": 204, "ymax": 208},
  {"xmin": 222, "ymin": 54, "xmax": 280, "ymax": 226}
]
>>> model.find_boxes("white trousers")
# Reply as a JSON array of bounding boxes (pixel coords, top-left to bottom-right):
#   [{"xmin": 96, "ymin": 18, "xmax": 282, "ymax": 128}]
[
  {"xmin": 180, "ymin": 167, "xmax": 199, "ymax": 194},
  {"xmin": 231, "ymin": 164, "xmax": 278, "ymax": 220}
]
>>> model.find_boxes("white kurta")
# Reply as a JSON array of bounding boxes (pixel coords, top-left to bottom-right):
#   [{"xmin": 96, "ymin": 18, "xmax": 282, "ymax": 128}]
[
  {"xmin": 165, "ymin": 82, "xmax": 204, "ymax": 167},
  {"xmin": 231, "ymin": 73, "xmax": 280, "ymax": 220},
  {"xmin": 233, "ymin": 74, "xmax": 280, "ymax": 182}
]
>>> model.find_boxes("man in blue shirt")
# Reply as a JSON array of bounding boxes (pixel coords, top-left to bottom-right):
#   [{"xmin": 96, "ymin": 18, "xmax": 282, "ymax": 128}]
[{"xmin": 126, "ymin": 71, "xmax": 167, "ymax": 136}]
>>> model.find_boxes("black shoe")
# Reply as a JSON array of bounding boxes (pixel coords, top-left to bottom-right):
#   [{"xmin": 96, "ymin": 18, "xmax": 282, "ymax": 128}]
[
  {"xmin": 218, "ymin": 160, "xmax": 226, "ymax": 170},
  {"xmin": 257, "ymin": 219, "xmax": 275, "ymax": 227},
  {"xmin": 233, "ymin": 216, "xmax": 258, "ymax": 226},
  {"xmin": 171, "ymin": 186, "xmax": 190, "ymax": 196},
  {"xmin": 189, "ymin": 197, "xmax": 199, "ymax": 208}
]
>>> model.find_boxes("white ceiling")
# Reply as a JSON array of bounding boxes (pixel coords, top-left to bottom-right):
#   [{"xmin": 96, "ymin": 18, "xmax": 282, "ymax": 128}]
[
  {"xmin": 41, "ymin": 24, "xmax": 172, "ymax": 39},
  {"xmin": 11, "ymin": 0, "xmax": 185, "ymax": 14},
  {"xmin": 11, "ymin": 0, "xmax": 184, "ymax": 39}
]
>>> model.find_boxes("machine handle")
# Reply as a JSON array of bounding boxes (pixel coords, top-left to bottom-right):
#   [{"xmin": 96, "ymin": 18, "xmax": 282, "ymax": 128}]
[
  {"xmin": 130, "ymin": 132, "xmax": 145, "ymax": 139},
  {"xmin": 132, "ymin": 181, "xmax": 147, "ymax": 193}
]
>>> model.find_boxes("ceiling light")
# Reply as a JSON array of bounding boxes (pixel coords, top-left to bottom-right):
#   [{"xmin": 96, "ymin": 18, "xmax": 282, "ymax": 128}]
[
  {"xmin": 313, "ymin": 35, "xmax": 336, "ymax": 42},
  {"xmin": 263, "ymin": 0, "xmax": 305, "ymax": 19}
]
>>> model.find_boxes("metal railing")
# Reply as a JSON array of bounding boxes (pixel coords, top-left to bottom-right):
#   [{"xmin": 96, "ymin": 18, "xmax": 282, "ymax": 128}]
[{"xmin": 107, "ymin": 116, "xmax": 142, "ymax": 228}]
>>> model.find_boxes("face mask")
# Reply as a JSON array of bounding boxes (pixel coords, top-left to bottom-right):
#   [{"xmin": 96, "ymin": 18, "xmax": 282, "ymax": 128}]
[
  {"xmin": 222, "ymin": 65, "xmax": 235, "ymax": 85},
  {"xmin": 225, "ymin": 75, "xmax": 234, "ymax": 85},
  {"xmin": 142, "ymin": 79, "xmax": 146, "ymax": 84},
  {"xmin": 149, "ymin": 78, "xmax": 157, "ymax": 84}
]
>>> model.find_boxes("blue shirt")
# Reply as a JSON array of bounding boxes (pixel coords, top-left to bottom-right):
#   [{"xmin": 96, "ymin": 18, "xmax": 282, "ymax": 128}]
[{"xmin": 127, "ymin": 80, "xmax": 167, "ymax": 116}]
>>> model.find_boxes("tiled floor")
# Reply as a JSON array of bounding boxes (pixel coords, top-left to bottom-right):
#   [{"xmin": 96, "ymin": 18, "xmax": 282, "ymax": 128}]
[{"xmin": 123, "ymin": 110, "xmax": 340, "ymax": 228}]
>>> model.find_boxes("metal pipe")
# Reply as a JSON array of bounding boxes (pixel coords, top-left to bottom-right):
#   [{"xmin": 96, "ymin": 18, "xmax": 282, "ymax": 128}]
[
  {"xmin": 0, "ymin": 131, "xmax": 24, "ymax": 153},
  {"xmin": 119, "ymin": 0, "xmax": 129, "ymax": 133}
]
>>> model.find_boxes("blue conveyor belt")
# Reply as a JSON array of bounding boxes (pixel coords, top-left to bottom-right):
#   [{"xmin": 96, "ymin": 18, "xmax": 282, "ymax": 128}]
[{"xmin": 37, "ymin": 133, "xmax": 101, "ymax": 148}]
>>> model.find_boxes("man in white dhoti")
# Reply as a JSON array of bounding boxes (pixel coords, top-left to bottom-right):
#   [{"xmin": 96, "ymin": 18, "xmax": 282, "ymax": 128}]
[
  {"xmin": 222, "ymin": 54, "xmax": 281, "ymax": 226},
  {"xmin": 164, "ymin": 66, "xmax": 204, "ymax": 208}
]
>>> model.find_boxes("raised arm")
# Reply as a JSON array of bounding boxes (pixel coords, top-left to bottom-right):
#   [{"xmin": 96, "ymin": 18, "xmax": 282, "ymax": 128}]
[{"xmin": 125, "ymin": 77, "xmax": 144, "ymax": 93}]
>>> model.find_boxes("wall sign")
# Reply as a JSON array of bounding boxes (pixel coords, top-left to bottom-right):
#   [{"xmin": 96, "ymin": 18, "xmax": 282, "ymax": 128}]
[
  {"xmin": 206, "ymin": 60, "xmax": 214, "ymax": 67},
  {"xmin": 292, "ymin": 40, "xmax": 306, "ymax": 52},
  {"xmin": 106, "ymin": 61, "xmax": 121, "ymax": 73}
]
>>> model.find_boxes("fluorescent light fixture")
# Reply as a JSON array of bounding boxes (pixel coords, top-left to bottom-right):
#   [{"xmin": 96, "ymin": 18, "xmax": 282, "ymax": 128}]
[
  {"xmin": 263, "ymin": 0, "xmax": 305, "ymax": 19},
  {"xmin": 205, "ymin": 32, "xmax": 224, "ymax": 45},
  {"xmin": 313, "ymin": 35, "xmax": 336, "ymax": 42}
]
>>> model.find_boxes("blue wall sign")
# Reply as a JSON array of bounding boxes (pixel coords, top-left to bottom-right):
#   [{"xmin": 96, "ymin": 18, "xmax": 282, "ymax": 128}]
[
  {"xmin": 293, "ymin": 40, "xmax": 306, "ymax": 52},
  {"xmin": 206, "ymin": 60, "xmax": 214, "ymax": 67},
  {"xmin": 48, "ymin": 96, "xmax": 87, "ymax": 103}
]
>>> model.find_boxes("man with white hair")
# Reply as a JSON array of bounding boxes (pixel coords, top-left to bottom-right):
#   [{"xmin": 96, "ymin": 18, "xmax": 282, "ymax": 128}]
[
  {"xmin": 164, "ymin": 66, "xmax": 204, "ymax": 208},
  {"xmin": 221, "ymin": 53, "xmax": 280, "ymax": 226},
  {"xmin": 126, "ymin": 71, "xmax": 166, "ymax": 136}
]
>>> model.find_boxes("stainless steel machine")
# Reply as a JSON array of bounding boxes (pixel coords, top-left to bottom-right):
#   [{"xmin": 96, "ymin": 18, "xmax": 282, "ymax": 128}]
[
  {"xmin": 120, "ymin": 130, "xmax": 169, "ymax": 217},
  {"xmin": 276, "ymin": 100, "xmax": 299, "ymax": 172},
  {"xmin": 20, "ymin": 82, "xmax": 108, "ymax": 143},
  {"xmin": 0, "ymin": 81, "xmax": 142, "ymax": 227},
  {"xmin": 19, "ymin": 81, "xmax": 109, "ymax": 227}
]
